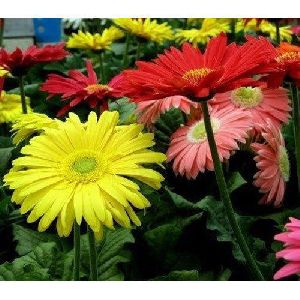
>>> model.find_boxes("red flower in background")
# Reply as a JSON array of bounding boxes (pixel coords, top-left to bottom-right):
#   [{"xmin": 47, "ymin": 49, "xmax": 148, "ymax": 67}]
[
  {"xmin": 40, "ymin": 60, "xmax": 122, "ymax": 116},
  {"xmin": 119, "ymin": 34, "xmax": 277, "ymax": 102},
  {"xmin": 0, "ymin": 43, "xmax": 68, "ymax": 76}
]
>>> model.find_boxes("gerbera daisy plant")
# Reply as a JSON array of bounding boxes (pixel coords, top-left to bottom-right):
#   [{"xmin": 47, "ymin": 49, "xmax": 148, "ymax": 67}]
[{"xmin": 4, "ymin": 111, "xmax": 166, "ymax": 280}]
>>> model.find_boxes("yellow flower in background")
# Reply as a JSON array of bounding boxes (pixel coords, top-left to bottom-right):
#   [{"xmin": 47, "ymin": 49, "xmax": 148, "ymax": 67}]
[
  {"xmin": 11, "ymin": 112, "xmax": 62, "ymax": 145},
  {"xmin": 113, "ymin": 18, "xmax": 173, "ymax": 44},
  {"xmin": 0, "ymin": 92, "xmax": 31, "ymax": 124},
  {"xmin": 0, "ymin": 67, "xmax": 10, "ymax": 78},
  {"xmin": 187, "ymin": 18, "xmax": 201, "ymax": 27},
  {"xmin": 66, "ymin": 26, "xmax": 124, "ymax": 51},
  {"xmin": 235, "ymin": 19, "xmax": 258, "ymax": 33},
  {"xmin": 4, "ymin": 111, "xmax": 166, "ymax": 237},
  {"xmin": 259, "ymin": 20, "xmax": 292, "ymax": 42},
  {"xmin": 175, "ymin": 18, "xmax": 231, "ymax": 46}
]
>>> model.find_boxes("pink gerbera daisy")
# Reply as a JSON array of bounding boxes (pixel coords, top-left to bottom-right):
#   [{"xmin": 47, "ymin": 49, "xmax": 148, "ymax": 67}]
[
  {"xmin": 274, "ymin": 217, "xmax": 300, "ymax": 280},
  {"xmin": 167, "ymin": 107, "xmax": 252, "ymax": 179},
  {"xmin": 251, "ymin": 120, "xmax": 290, "ymax": 207},
  {"xmin": 136, "ymin": 95, "xmax": 198, "ymax": 127},
  {"xmin": 210, "ymin": 87, "xmax": 291, "ymax": 132}
]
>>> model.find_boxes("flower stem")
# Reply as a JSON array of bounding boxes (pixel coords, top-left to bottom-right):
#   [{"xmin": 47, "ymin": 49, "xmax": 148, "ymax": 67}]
[
  {"xmin": 275, "ymin": 21, "xmax": 280, "ymax": 45},
  {"xmin": 18, "ymin": 76, "xmax": 27, "ymax": 114},
  {"xmin": 136, "ymin": 40, "xmax": 141, "ymax": 62},
  {"xmin": 98, "ymin": 51, "xmax": 105, "ymax": 83},
  {"xmin": 201, "ymin": 101, "xmax": 265, "ymax": 281},
  {"xmin": 123, "ymin": 33, "xmax": 130, "ymax": 69},
  {"xmin": 291, "ymin": 84, "xmax": 300, "ymax": 198},
  {"xmin": 88, "ymin": 226, "xmax": 98, "ymax": 281},
  {"xmin": 73, "ymin": 222, "xmax": 81, "ymax": 281}
]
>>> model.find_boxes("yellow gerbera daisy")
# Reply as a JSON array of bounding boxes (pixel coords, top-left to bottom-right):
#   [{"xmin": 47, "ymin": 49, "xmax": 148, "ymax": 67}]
[
  {"xmin": 259, "ymin": 20, "xmax": 292, "ymax": 43},
  {"xmin": 66, "ymin": 26, "xmax": 124, "ymax": 51},
  {"xmin": 113, "ymin": 18, "xmax": 173, "ymax": 44},
  {"xmin": 4, "ymin": 111, "xmax": 166, "ymax": 237},
  {"xmin": 0, "ymin": 91, "xmax": 31, "ymax": 124},
  {"xmin": 11, "ymin": 112, "xmax": 62, "ymax": 145},
  {"xmin": 175, "ymin": 18, "xmax": 231, "ymax": 46},
  {"xmin": 235, "ymin": 18, "xmax": 258, "ymax": 33}
]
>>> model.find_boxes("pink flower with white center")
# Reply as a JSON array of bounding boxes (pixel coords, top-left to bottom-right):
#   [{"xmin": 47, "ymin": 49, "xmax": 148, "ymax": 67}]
[
  {"xmin": 251, "ymin": 120, "xmax": 290, "ymax": 207},
  {"xmin": 274, "ymin": 217, "xmax": 300, "ymax": 280},
  {"xmin": 210, "ymin": 87, "xmax": 291, "ymax": 133},
  {"xmin": 167, "ymin": 107, "xmax": 253, "ymax": 179},
  {"xmin": 136, "ymin": 95, "xmax": 198, "ymax": 127}
]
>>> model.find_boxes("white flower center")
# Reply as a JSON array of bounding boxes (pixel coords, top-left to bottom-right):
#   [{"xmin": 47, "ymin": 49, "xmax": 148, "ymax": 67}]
[{"xmin": 187, "ymin": 118, "xmax": 220, "ymax": 143}]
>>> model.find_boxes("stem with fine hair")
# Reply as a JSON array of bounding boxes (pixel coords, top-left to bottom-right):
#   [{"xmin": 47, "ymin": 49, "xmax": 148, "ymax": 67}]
[
  {"xmin": 275, "ymin": 21, "xmax": 280, "ymax": 45},
  {"xmin": 88, "ymin": 226, "xmax": 98, "ymax": 281},
  {"xmin": 73, "ymin": 222, "xmax": 81, "ymax": 281},
  {"xmin": 123, "ymin": 33, "xmax": 130, "ymax": 69},
  {"xmin": 200, "ymin": 101, "xmax": 265, "ymax": 281},
  {"xmin": 291, "ymin": 84, "xmax": 300, "ymax": 198},
  {"xmin": 136, "ymin": 40, "xmax": 141, "ymax": 62},
  {"xmin": 98, "ymin": 51, "xmax": 105, "ymax": 83},
  {"xmin": 19, "ymin": 76, "xmax": 27, "ymax": 114}
]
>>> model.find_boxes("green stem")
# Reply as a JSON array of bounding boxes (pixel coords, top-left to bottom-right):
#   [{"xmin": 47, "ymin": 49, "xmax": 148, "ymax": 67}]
[
  {"xmin": 88, "ymin": 227, "xmax": 98, "ymax": 281},
  {"xmin": 201, "ymin": 101, "xmax": 265, "ymax": 281},
  {"xmin": 136, "ymin": 40, "xmax": 141, "ymax": 62},
  {"xmin": 123, "ymin": 33, "xmax": 130, "ymax": 69},
  {"xmin": 19, "ymin": 76, "xmax": 27, "ymax": 114},
  {"xmin": 73, "ymin": 222, "xmax": 81, "ymax": 281},
  {"xmin": 98, "ymin": 51, "xmax": 105, "ymax": 83},
  {"xmin": 275, "ymin": 21, "xmax": 280, "ymax": 45},
  {"xmin": 291, "ymin": 84, "xmax": 300, "ymax": 198}
]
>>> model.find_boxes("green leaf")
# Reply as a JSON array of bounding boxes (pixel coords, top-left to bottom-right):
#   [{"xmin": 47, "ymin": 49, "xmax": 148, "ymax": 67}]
[
  {"xmin": 13, "ymin": 224, "xmax": 63, "ymax": 256},
  {"xmin": 0, "ymin": 147, "xmax": 14, "ymax": 176},
  {"xmin": 144, "ymin": 213, "xmax": 202, "ymax": 253},
  {"xmin": 109, "ymin": 98, "xmax": 137, "ymax": 125},
  {"xmin": 8, "ymin": 84, "xmax": 40, "ymax": 96},
  {"xmin": 0, "ymin": 242, "xmax": 59, "ymax": 280},
  {"xmin": 227, "ymin": 171, "xmax": 247, "ymax": 193},
  {"xmin": 151, "ymin": 270, "xmax": 200, "ymax": 281}
]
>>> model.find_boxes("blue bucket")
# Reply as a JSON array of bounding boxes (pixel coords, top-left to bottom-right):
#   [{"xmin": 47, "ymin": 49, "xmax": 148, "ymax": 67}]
[{"xmin": 33, "ymin": 18, "xmax": 62, "ymax": 44}]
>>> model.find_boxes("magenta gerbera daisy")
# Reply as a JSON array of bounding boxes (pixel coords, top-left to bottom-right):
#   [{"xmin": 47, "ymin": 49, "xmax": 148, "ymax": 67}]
[
  {"xmin": 251, "ymin": 120, "xmax": 290, "ymax": 207},
  {"xmin": 136, "ymin": 95, "xmax": 198, "ymax": 127},
  {"xmin": 210, "ymin": 87, "xmax": 291, "ymax": 132},
  {"xmin": 167, "ymin": 107, "xmax": 253, "ymax": 179}
]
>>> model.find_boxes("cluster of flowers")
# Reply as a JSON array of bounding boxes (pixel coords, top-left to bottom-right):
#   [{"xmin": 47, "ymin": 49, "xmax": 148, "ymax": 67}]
[{"xmin": 1, "ymin": 18, "xmax": 300, "ymax": 280}]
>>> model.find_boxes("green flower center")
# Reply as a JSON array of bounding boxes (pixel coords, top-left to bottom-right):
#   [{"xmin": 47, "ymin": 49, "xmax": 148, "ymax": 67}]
[
  {"xmin": 231, "ymin": 87, "xmax": 263, "ymax": 108},
  {"xmin": 72, "ymin": 157, "xmax": 98, "ymax": 174},
  {"xmin": 278, "ymin": 146, "xmax": 290, "ymax": 182},
  {"xmin": 188, "ymin": 118, "xmax": 220, "ymax": 143}
]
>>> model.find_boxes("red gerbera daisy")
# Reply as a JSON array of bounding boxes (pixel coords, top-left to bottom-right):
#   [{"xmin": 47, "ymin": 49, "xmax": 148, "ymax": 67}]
[
  {"xmin": 0, "ymin": 43, "xmax": 68, "ymax": 76},
  {"xmin": 40, "ymin": 60, "xmax": 122, "ymax": 116},
  {"xmin": 119, "ymin": 33, "xmax": 277, "ymax": 102}
]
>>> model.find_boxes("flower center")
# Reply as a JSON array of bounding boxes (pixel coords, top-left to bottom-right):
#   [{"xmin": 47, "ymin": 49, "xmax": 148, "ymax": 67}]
[
  {"xmin": 72, "ymin": 157, "xmax": 97, "ymax": 174},
  {"xmin": 278, "ymin": 146, "xmax": 290, "ymax": 182},
  {"xmin": 187, "ymin": 118, "xmax": 220, "ymax": 143},
  {"xmin": 85, "ymin": 84, "xmax": 111, "ymax": 95},
  {"xmin": 61, "ymin": 150, "xmax": 107, "ymax": 183},
  {"xmin": 231, "ymin": 87, "xmax": 263, "ymax": 108},
  {"xmin": 276, "ymin": 51, "xmax": 300, "ymax": 63},
  {"xmin": 182, "ymin": 68, "xmax": 213, "ymax": 85}
]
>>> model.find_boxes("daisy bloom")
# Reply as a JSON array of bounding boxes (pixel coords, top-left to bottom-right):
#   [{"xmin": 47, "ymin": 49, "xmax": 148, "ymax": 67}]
[
  {"xmin": 66, "ymin": 26, "xmax": 124, "ymax": 51},
  {"xmin": 274, "ymin": 217, "xmax": 300, "ymax": 280},
  {"xmin": 120, "ymin": 34, "xmax": 277, "ymax": 101},
  {"xmin": 4, "ymin": 111, "xmax": 166, "ymax": 237},
  {"xmin": 167, "ymin": 107, "xmax": 252, "ymax": 179},
  {"xmin": 259, "ymin": 20, "xmax": 292, "ymax": 43},
  {"xmin": 0, "ymin": 43, "xmax": 68, "ymax": 76},
  {"xmin": 40, "ymin": 60, "xmax": 122, "ymax": 116},
  {"xmin": 251, "ymin": 120, "xmax": 290, "ymax": 207},
  {"xmin": 175, "ymin": 18, "xmax": 231, "ymax": 46},
  {"xmin": 113, "ymin": 18, "xmax": 173, "ymax": 44},
  {"xmin": 11, "ymin": 112, "xmax": 62, "ymax": 145},
  {"xmin": 0, "ymin": 91, "xmax": 31, "ymax": 124},
  {"xmin": 136, "ymin": 95, "xmax": 198, "ymax": 127},
  {"xmin": 210, "ymin": 87, "xmax": 291, "ymax": 132},
  {"xmin": 272, "ymin": 42, "xmax": 300, "ymax": 86}
]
